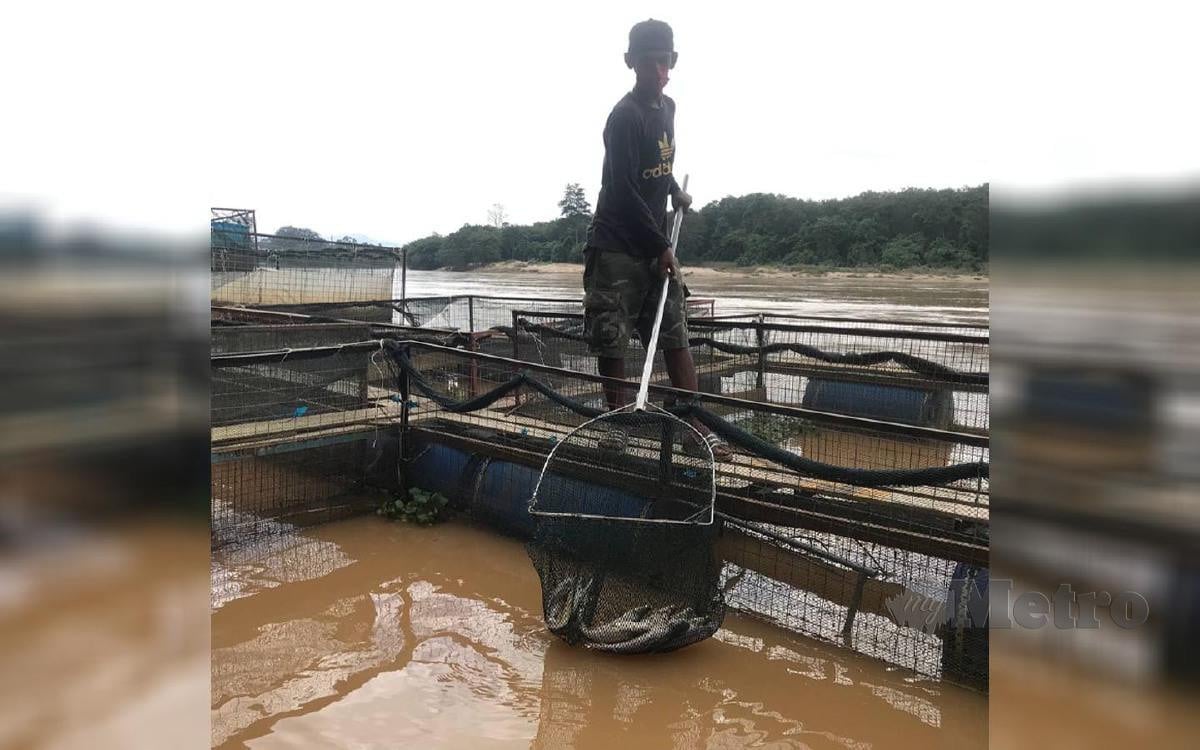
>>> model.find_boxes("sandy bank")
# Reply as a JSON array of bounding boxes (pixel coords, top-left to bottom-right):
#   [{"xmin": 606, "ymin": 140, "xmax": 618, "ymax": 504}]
[{"xmin": 473, "ymin": 260, "xmax": 986, "ymax": 283}]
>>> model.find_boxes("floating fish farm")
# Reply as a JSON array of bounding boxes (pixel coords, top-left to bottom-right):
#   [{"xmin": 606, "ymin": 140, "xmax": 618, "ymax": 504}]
[{"xmin": 210, "ymin": 222, "xmax": 990, "ymax": 689}]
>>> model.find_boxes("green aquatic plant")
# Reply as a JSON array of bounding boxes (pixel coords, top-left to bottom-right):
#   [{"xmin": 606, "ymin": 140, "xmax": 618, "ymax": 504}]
[
  {"xmin": 378, "ymin": 487, "xmax": 450, "ymax": 525},
  {"xmin": 734, "ymin": 414, "xmax": 816, "ymax": 445}
]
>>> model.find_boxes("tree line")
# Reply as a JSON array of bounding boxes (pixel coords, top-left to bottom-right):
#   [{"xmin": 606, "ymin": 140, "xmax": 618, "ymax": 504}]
[
  {"xmin": 266, "ymin": 183, "xmax": 989, "ymax": 271},
  {"xmin": 678, "ymin": 184, "xmax": 987, "ymax": 270}
]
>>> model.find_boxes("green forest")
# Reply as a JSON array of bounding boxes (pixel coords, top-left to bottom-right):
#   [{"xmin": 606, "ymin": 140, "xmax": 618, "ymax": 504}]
[{"xmin": 285, "ymin": 184, "xmax": 989, "ymax": 272}]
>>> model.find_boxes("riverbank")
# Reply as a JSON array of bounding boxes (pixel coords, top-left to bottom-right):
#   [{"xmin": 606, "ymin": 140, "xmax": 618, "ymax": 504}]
[{"xmin": 470, "ymin": 260, "xmax": 986, "ymax": 283}]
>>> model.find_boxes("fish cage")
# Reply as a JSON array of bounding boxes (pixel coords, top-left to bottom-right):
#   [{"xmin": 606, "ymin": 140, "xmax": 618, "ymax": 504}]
[
  {"xmin": 510, "ymin": 311, "xmax": 990, "ymax": 435},
  {"xmin": 210, "ymin": 322, "xmax": 374, "ymax": 354},
  {"xmin": 209, "ymin": 326, "xmax": 989, "ymax": 689},
  {"xmin": 209, "ymin": 329, "xmax": 407, "ymax": 548},
  {"xmin": 209, "ymin": 318, "xmax": 482, "ymax": 548},
  {"xmin": 211, "ymin": 231, "xmax": 401, "ymax": 314},
  {"xmin": 706, "ymin": 311, "xmax": 989, "ymax": 335},
  {"xmin": 392, "ymin": 341, "xmax": 989, "ymax": 687},
  {"xmin": 252, "ymin": 295, "xmax": 584, "ymax": 331},
  {"xmin": 243, "ymin": 294, "xmax": 715, "ymax": 332},
  {"xmin": 215, "ymin": 295, "xmax": 989, "ymax": 437}
]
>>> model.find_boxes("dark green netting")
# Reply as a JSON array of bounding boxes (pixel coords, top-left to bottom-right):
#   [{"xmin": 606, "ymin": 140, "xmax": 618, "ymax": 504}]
[
  {"xmin": 526, "ymin": 407, "xmax": 724, "ymax": 653},
  {"xmin": 527, "ymin": 512, "xmax": 725, "ymax": 653},
  {"xmin": 386, "ymin": 342, "xmax": 988, "ymax": 488}
]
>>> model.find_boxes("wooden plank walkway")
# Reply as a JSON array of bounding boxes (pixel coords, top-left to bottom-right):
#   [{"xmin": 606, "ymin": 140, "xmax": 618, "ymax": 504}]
[{"xmin": 212, "ymin": 402, "xmax": 404, "ymax": 446}]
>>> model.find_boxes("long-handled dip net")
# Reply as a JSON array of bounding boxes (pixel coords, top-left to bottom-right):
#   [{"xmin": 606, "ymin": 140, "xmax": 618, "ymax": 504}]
[{"xmin": 526, "ymin": 176, "xmax": 725, "ymax": 653}]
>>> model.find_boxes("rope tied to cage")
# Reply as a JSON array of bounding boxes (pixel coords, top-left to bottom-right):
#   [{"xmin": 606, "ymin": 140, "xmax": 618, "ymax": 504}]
[
  {"xmin": 384, "ymin": 342, "xmax": 988, "ymax": 488},
  {"xmin": 513, "ymin": 318, "xmax": 988, "ymax": 386},
  {"xmin": 389, "ymin": 345, "xmax": 603, "ymax": 418}
]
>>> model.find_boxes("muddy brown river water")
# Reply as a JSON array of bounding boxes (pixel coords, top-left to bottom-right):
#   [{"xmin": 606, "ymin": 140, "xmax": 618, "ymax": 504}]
[
  {"xmin": 211, "ymin": 517, "xmax": 987, "ymax": 749},
  {"xmin": 398, "ymin": 266, "xmax": 989, "ymax": 326}
]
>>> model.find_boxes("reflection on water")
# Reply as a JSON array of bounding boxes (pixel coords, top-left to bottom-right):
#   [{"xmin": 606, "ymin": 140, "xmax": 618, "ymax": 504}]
[{"xmin": 211, "ymin": 517, "xmax": 986, "ymax": 749}]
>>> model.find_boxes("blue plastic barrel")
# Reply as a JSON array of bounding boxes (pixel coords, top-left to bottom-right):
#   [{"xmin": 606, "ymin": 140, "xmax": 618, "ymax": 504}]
[
  {"xmin": 406, "ymin": 443, "xmax": 475, "ymax": 502},
  {"xmin": 475, "ymin": 460, "xmax": 538, "ymax": 537},
  {"xmin": 803, "ymin": 378, "xmax": 953, "ymax": 427},
  {"xmin": 405, "ymin": 440, "xmax": 651, "ymax": 539},
  {"xmin": 531, "ymin": 471, "xmax": 647, "ymax": 519}
]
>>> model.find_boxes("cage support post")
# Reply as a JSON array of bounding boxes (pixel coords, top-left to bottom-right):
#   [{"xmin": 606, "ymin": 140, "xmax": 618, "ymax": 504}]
[
  {"xmin": 841, "ymin": 570, "xmax": 869, "ymax": 642},
  {"xmin": 755, "ymin": 313, "xmax": 766, "ymax": 390},
  {"xmin": 358, "ymin": 346, "xmax": 370, "ymax": 406},
  {"xmin": 400, "ymin": 247, "xmax": 407, "ymax": 309},
  {"xmin": 511, "ymin": 310, "xmax": 522, "ymax": 409},
  {"xmin": 399, "ymin": 344, "xmax": 412, "ymax": 464},
  {"xmin": 467, "ymin": 296, "xmax": 479, "ymax": 397},
  {"xmin": 468, "ymin": 334, "xmax": 480, "ymax": 398}
]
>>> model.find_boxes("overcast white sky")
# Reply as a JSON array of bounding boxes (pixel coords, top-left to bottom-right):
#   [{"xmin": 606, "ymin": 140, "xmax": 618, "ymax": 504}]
[{"xmin": 2, "ymin": 1, "xmax": 1196, "ymax": 244}]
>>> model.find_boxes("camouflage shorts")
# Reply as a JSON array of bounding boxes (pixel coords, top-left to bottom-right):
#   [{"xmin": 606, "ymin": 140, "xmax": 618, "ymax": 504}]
[{"xmin": 582, "ymin": 247, "xmax": 690, "ymax": 358}]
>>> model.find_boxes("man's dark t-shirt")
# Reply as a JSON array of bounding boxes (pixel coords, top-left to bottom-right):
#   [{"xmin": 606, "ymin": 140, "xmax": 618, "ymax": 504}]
[{"xmin": 587, "ymin": 91, "xmax": 681, "ymax": 258}]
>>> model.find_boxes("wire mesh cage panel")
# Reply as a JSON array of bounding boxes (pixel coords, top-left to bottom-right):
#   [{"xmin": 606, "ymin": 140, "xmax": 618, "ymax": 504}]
[
  {"xmin": 393, "ymin": 341, "xmax": 989, "ymax": 687},
  {"xmin": 211, "ymin": 442, "xmax": 383, "ymax": 548},
  {"xmin": 207, "ymin": 330, "xmax": 989, "ymax": 685},
  {"xmin": 238, "ymin": 296, "xmax": 718, "ymax": 365},
  {"xmin": 707, "ymin": 312, "xmax": 989, "ymax": 334},
  {"xmin": 211, "ymin": 341, "xmax": 404, "ymax": 549},
  {"xmin": 716, "ymin": 521, "xmax": 987, "ymax": 687},
  {"xmin": 392, "ymin": 295, "xmax": 712, "ymax": 332},
  {"xmin": 210, "ymin": 323, "xmax": 372, "ymax": 355},
  {"xmin": 211, "ymin": 232, "xmax": 400, "ymax": 309},
  {"xmin": 397, "ymin": 342, "xmax": 989, "ymax": 542},
  {"xmin": 511, "ymin": 312, "xmax": 990, "ymax": 435},
  {"xmin": 240, "ymin": 295, "xmax": 576, "ymax": 331},
  {"xmin": 216, "ymin": 296, "xmax": 989, "ymax": 433},
  {"xmin": 237, "ymin": 299, "xmax": 409, "ymax": 326}
]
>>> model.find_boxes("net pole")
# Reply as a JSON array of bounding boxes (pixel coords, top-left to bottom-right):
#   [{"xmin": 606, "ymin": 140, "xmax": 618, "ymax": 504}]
[{"xmin": 635, "ymin": 174, "xmax": 689, "ymax": 411}]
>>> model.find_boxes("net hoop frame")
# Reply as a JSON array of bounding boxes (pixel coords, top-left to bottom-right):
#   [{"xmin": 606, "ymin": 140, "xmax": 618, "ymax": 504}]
[{"xmin": 528, "ymin": 400, "xmax": 717, "ymax": 526}]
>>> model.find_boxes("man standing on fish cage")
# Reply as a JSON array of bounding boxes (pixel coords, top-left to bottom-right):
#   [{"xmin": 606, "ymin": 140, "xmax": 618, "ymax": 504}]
[{"xmin": 584, "ymin": 18, "xmax": 732, "ymax": 459}]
